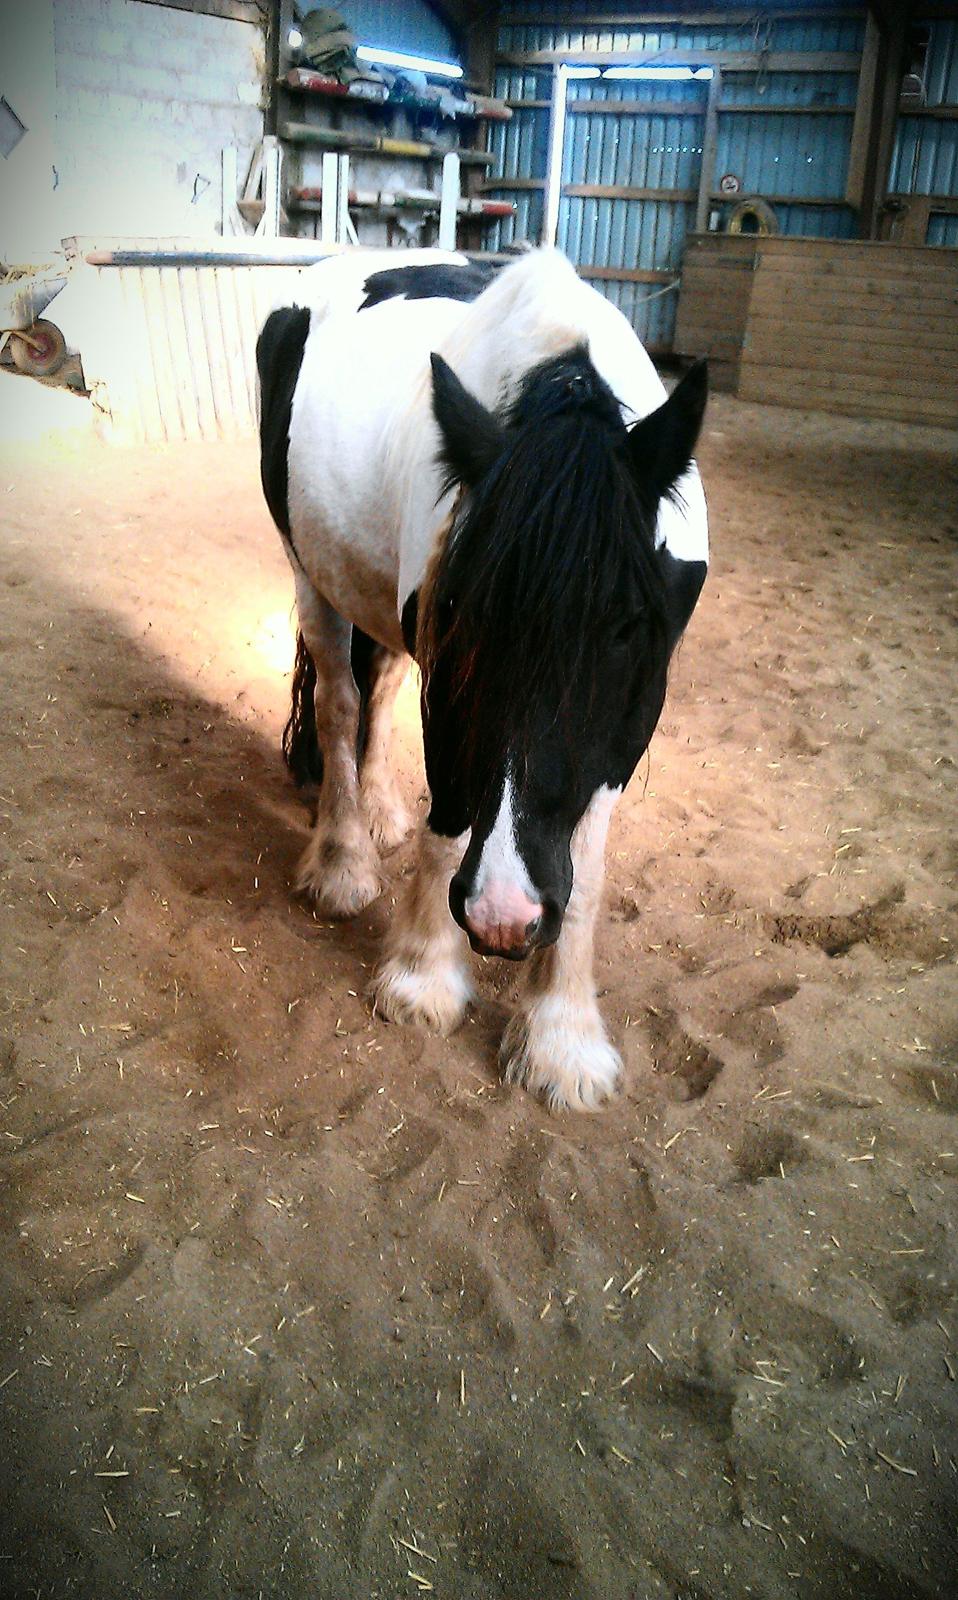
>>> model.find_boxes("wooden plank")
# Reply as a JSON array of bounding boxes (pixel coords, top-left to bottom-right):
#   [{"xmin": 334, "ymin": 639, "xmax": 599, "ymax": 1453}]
[
  {"xmin": 564, "ymin": 184, "xmax": 696, "ymax": 202},
  {"xmin": 136, "ymin": 0, "xmax": 261, "ymax": 20},
  {"xmin": 745, "ymin": 279, "xmax": 958, "ymax": 314},
  {"xmin": 708, "ymin": 190, "xmax": 850, "ymax": 205},
  {"xmin": 739, "ymin": 357, "xmax": 958, "ymax": 397},
  {"xmin": 579, "ymin": 265, "xmax": 673, "ymax": 283},
  {"xmin": 567, "ymin": 99, "xmax": 705, "ymax": 116},
  {"xmin": 888, "ymin": 192, "xmax": 958, "ymax": 213},
  {"xmin": 749, "ymin": 246, "xmax": 958, "ymax": 275},
  {"xmin": 720, "ymin": 102, "xmax": 854, "ymax": 114},
  {"xmin": 738, "ymin": 371, "xmax": 958, "ymax": 426},
  {"xmin": 746, "ymin": 310, "xmax": 958, "ymax": 344},
  {"xmin": 481, "ymin": 177, "xmax": 545, "ymax": 191},
  {"xmin": 498, "ymin": 9, "xmax": 866, "ymax": 23},
  {"xmin": 741, "ymin": 339, "xmax": 958, "ymax": 379},
  {"xmin": 748, "ymin": 266, "xmax": 958, "ymax": 292},
  {"xmin": 498, "ymin": 50, "xmax": 863, "ymax": 71}
]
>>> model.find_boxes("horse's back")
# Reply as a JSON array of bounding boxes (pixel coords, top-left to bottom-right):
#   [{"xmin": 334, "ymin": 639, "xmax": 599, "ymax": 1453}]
[{"xmin": 265, "ymin": 253, "xmax": 480, "ymax": 645}]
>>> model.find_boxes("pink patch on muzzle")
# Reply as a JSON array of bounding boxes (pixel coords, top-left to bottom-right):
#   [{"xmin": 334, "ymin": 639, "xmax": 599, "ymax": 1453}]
[{"xmin": 464, "ymin": 882, "xmax": 544, "ymax": 955}]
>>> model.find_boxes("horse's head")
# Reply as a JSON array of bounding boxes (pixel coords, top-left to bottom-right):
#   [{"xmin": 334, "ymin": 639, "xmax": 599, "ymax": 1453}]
[{"xmin": 418, "ymin": 346, "xmax": 708, "ymax": 959}]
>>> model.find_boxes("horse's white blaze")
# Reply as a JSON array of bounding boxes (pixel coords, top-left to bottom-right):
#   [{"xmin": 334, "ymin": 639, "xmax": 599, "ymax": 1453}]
[
  {"xmin": 500, "ymin": 784, "xmax": 621, "ymax": 1111},
  {"xmin": 470, "ymin": 771, "xmax": 540, "ymax": 908}
]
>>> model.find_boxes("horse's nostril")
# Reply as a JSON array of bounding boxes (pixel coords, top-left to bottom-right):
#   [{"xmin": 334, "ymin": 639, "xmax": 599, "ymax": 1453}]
[{"xmin": 525, "ymin": 915, "xmax": 542, "ymax": 944}]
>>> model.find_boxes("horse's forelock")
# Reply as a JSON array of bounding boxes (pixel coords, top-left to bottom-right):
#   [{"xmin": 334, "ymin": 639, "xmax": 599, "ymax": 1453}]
[{"xmin": 419, "ymin": 353, "xmax": 671, "ymax": 789}]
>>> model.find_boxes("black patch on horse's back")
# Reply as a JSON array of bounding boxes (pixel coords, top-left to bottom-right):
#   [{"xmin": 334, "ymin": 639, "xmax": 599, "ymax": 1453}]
[
  {"xmin": 359, "ymin": 261, "xmax": 500, "ymax": 313},
  {"xmin": 256, "ymin": 305, "xmax": 310, "ymax": 544}
]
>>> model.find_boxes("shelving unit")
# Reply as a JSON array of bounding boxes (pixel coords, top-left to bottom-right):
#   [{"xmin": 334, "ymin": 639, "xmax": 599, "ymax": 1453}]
[{"xmin": 267, "ymin": 38, "xmax": 513, "ymax": 249}]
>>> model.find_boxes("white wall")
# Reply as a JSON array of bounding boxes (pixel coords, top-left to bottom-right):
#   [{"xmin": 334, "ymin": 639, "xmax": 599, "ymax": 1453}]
[
  {"xmin": 0, "ymin": 0, "xmax": 60, "ymax": 261},
  {"xmin": 52, "ymin": 0, "xmax": 264, "ymax": 243}
]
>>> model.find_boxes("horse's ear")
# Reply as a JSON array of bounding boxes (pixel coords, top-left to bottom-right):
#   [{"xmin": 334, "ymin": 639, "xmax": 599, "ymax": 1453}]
[
  {"xmin": 430, "ymin": 353, "xmax": 505, "ymax": 488},
  {"xmin": 626, "ymin": 359, "xmax": 708, "ymax": 502}
]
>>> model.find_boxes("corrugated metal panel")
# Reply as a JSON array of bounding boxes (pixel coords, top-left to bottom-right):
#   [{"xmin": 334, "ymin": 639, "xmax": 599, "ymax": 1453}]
[
  {"xmin": 928, "ymin": 211, "xmax": 958, "ymax": 246},
  {"xmin": 498, "ymin": 18, "xmax": 865, "ymax": 53},
  {"xmin": 490, "ymin": 11, "xmax": 867, "ymax": 347},
  {"xmin": 564, "ymin": 108, "xmax": 704, "ymax": 187},
  {"xmin": 717, "ymin": 110, "xmax": 852, "ymax": 197},
  {"xmin": 76, "ymin": 264, "xmax": 313, "ymax": 444},
  {"xmin": 890, "ymin": 116, "xmax": 958, "ymax": 195},
  {"xmin": 335, "ymin": 1, "xmax": 457, "ymax": 60},
  {"xmin": 559, "ymin": 197, "xmax": 691, "ymax": 271},
  {"xmin": 924, "ymin": 18, "xmax": 958, "ymax": 106},
  {"xmin": 485, "ymin": 190, "xmax": 543, "ymax": 251},
  {"xmin": 721, "ymin": 72, "xmax": 859, "ymax": 108},
  {"xmin": 591, "ymin": 276, "xmax": 679, "ymax": 351}
]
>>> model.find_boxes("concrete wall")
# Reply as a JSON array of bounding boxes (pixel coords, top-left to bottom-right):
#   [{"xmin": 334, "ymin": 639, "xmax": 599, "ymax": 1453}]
[
  {"xmin": 52, "ymin": 0, "xmax": 264, "ymax": 241},
  {"xmin": 0, "ymin": 0, "xmax": 60, "ymax": 261}
]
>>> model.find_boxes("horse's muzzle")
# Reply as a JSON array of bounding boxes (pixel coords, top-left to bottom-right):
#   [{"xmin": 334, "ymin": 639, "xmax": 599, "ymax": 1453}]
[{"xmin": 449, "ymin": 875, "xmax": 561, "ymax": 959}]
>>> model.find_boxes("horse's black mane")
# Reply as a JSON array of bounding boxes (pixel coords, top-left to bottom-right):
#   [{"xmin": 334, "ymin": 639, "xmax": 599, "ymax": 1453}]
[{"xmin": 424, "ymin": 346, "xmax": 670, "ymax": 783}]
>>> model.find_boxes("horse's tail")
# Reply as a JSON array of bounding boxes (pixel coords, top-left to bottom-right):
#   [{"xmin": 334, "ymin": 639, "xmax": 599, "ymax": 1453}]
[{"xmin": 282, "ymin": 631, "xmax": 323, "ymax": 786}]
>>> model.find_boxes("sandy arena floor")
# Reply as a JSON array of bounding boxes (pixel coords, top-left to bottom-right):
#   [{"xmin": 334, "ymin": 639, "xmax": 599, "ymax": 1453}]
[{"xmin": 0, "ymin": 389, "xmax": 956, "ymax": 1599}]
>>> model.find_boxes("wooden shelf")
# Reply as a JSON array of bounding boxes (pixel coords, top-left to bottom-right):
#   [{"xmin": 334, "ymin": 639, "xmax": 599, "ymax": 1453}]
[
  {"xmin": 289, "ymin": 190, "xmax": 511, "ymax": 222},
  {"xmin": 280, "ymin": 120, "xmax": 493, "ymax": 165},
  {"xmin": 283, "ymin": 67, "xmax": 511, "ymax": 122}
]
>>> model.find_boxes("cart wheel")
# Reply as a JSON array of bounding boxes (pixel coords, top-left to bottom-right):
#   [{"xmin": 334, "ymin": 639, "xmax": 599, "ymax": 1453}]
[{"xmin": 10, "ymin": 319, "xmax": 68, "ymax": 377}]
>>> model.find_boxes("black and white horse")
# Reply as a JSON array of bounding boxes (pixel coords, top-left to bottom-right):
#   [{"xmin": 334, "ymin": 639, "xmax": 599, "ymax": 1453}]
[{"xmin": 256, "ymin": 247, "xmax": 708, "ymax": 1110}]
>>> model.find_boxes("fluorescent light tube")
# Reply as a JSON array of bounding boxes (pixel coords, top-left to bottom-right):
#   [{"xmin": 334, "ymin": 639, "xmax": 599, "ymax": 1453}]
[{"xmin": 356, "ymin": 45, "xmax": 463, "ymax": 79}]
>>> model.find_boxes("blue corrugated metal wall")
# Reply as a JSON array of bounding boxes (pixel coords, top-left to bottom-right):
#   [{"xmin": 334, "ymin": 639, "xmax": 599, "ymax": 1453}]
[
  {"xmin": 889, "ymin": 19, "xmax": 958, "ymax": 244},
  {"xmin": 334, "ymin": 2, "xmax": 457, "ymax": 61},
  {"xmin": 486, "ymin": 9, "xmax": 866, "ymax": 348}
]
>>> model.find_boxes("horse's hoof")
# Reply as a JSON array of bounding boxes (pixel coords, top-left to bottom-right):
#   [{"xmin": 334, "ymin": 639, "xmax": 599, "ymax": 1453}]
[
  {"xmin": 499, "ymin": 1002, "xmax": 622, "ymax": 1112},
  {"xmin": 369, "ymin": 957, "xmax": 472, "ymax": 1034},
  {"xmin": 363, "ymin": 789, "xmax": 413, "ymax": 852},
  {"xmin": 296, "ymin": 838, "xmax": 381, "ymax": 917}
]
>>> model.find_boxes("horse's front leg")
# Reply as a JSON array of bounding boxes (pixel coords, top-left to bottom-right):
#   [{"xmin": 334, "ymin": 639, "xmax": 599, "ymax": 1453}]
[
  {"xmin": 370, "ymin": 825, "xmax": 473, "ymax": 1033},
  {"xmin": 500, "ymin": 787, "xmax": 622, "ymax": 1112},
  {"xmin": 359, "ymin": 645, "xmax": 413, "ymax": 851},
  {"xmin": 294, "ymin": 581, "xmax": 381, "ymax": 917}
]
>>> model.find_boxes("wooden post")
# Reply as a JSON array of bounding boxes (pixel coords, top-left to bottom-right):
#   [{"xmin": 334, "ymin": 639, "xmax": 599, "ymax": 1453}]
[
  {"xmin": 695, "ymin": 66, "xmax": 722, "ymax": 235},
  {"xmin": 859, "ymin": 11, "xmax": 909, "ymax": 239},
  {"xmin": 265, "ymin": 0, "xmax": 294, "ymax": 137},
  {"xmin": 257, "ymin": 135, "xmax": 282, "ymax": 237},
  {"xmin": 846, "ymin": 12, "xmax": 881, "ymax": 217},
  {"xmin": 320, "ymin": 151, "xmax": 338, "ymax": 242},
  {"xmin": 439, "ymin": 152, "xmax": 460, "ymax": 251},
  {"xmin": 541, "ymin": 66, "xmax": 565, "ymax": 247}
]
